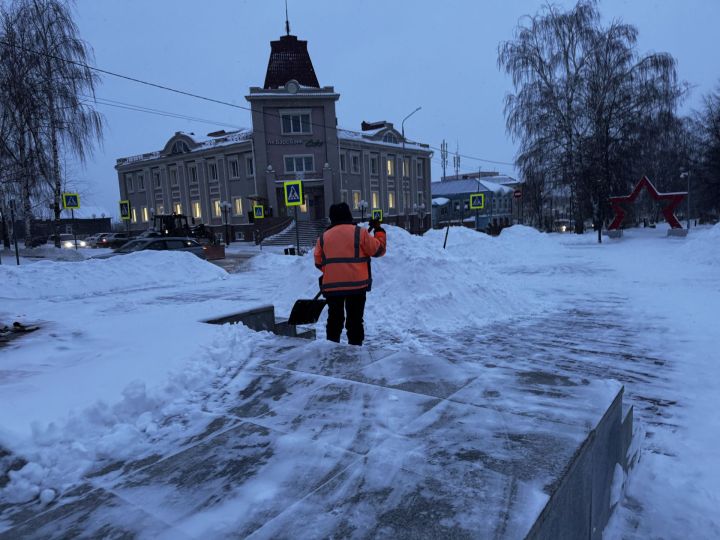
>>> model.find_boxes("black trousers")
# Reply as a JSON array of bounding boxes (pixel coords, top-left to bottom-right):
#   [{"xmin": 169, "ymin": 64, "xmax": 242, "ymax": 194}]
[{"xmin": 326, "ymin": 292, "xmax": 367, "ymax": 346}]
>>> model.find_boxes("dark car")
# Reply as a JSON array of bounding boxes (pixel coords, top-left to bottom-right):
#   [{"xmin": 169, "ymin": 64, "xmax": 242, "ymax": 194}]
[
  {"xmin": 99, "ymin": 232, "xmax": 131, "ymax": 249},
  {"xmin": 93, "ymin": 237, "xmax": 206, "ymax": 259}
]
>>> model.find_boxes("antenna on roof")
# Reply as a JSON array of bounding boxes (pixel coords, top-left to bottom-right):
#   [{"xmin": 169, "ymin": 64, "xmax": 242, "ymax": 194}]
[{"xmin": 285, "ymin": 0, "xmax": 291, "ymax": 35}]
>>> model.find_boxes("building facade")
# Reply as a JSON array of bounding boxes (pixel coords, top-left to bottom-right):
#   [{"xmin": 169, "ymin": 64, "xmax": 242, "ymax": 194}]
[
  {"xmin": 115, "ymin": 33, "xmax": 433, "ymax": 239},
  {"xmin": 431, "ymin": 172, "xmax": 519, "ymax": 231}
]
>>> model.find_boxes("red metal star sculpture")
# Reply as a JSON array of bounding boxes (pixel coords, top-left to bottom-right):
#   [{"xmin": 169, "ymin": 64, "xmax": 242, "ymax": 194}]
[{"xmin": 608, "ymin": 176, "xmax": 686, "ymax": 230}]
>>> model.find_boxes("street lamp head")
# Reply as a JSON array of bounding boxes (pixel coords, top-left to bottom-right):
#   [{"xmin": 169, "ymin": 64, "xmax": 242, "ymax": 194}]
[{"xmin": 680, "ymin": 171, "xmax": 689, "ymax": 179}]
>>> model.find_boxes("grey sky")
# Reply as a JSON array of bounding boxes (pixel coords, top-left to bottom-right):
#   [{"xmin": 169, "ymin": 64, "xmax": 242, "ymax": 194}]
[{"xmin": 71, "ymin": 0, "xmax": 720, "ymax": 216}]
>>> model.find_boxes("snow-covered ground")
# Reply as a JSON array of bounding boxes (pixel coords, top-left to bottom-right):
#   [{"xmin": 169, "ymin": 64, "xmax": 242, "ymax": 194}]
[{"xmin": 1, "ymin": 223, "xmax": 719, "ymax": 538}]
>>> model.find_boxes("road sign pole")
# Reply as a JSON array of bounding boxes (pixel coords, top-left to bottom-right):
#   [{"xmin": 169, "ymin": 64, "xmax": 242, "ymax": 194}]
[
  {"xmin": 72, "ymin": 209, "xmax": 78, "ymax": 250},
  {"xmin": 294, "ymin": 206, "xmax": 300, "ymax": 256}
]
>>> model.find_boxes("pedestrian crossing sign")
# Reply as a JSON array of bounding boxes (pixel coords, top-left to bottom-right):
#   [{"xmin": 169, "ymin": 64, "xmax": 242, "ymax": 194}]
[
  {"xmin": 253, "ymin": 205, "xmax": 265, "ymax": 219},
  {"xmin": 62, "ymin": 193, "xmax": 80, "ymax": 209},
  {"xmin": 469, "ymin": 193, "xmax": 485, "ymax": 209},
  {"xmin": 283, "ymin": 180, "xmax": 303, "ymax": 207},
  {"xmin": 119, "ymin": 200, "xmax": 131, "ymax": 220},
  {"xmin": 372, "ymin": 209, "xmax": 383, "ymax": 222}
]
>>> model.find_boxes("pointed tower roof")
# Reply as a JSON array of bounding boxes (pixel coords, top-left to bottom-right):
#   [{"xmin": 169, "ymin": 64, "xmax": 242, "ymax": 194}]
[{"xmin": 263, "ymin": 34, "xmax": 320, "ymax": 89}]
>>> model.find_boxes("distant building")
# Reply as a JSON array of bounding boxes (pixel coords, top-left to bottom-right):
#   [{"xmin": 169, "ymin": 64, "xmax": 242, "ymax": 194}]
[
  {"xmin": 431, "ymin": 172, "xmax": 519, "ymax": 231},
  {"xmin": 115, "ymin": 32, "xmax": 433, "ymax": 239}
]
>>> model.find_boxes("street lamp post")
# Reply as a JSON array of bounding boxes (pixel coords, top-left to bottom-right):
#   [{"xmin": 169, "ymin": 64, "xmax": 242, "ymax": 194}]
[
  {"xmin": 359, "ymin": 200, "xmax": 368, "ymax": 223},
  {"xmin": 221, "ymin": 201, "xmax": 232, "ymax": 245},
  {"xmin": 680, "ymin": 171, "xmax": 690, "ymax": 230},
  {"xmin": 401, "ymin": 106, "xmax": 422, "ymax": 150}
]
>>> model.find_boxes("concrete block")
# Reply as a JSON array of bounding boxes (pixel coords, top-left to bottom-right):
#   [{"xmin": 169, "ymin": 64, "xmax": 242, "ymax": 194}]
[
  {"xmin": 667, "ymin": 228, "xmax": 688, "ymax": 237},
  {"xmin": 607, "ymin": 229, "xmax": 623, "ymax": 239}
]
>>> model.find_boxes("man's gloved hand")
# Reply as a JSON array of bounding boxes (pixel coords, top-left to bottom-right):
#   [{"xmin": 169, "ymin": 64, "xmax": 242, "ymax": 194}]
[{"xmin": 368, "ymin": 219, "xmax": 379, "ymax": 232}]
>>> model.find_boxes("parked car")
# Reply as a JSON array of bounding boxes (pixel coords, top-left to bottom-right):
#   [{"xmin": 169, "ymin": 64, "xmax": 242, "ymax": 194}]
[
  {"xmin": 93, "ymin": 237, "xmax": 206, "ymax": 259},
  {"xmin": 89, "ymin": 232, "xmax": 111, "ymax": 248},
  {"xmin": 99, "ymin": 232, "xmax": 131, "ymax": 249},
  {"xmin": 47, "ymin": 233, "xmax": 87, "ymax": 248}
]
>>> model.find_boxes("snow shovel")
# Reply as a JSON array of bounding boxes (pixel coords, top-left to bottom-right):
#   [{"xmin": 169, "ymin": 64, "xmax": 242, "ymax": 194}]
[{"xmin": 288, "ymin": 290, "xmax": 326, "ymax": 325}]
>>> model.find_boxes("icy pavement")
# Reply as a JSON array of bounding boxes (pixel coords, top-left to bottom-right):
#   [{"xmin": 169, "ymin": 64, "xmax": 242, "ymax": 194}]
[{"xmin": 0, "ymin": 339, "xmax": 622, "ymax": 539}]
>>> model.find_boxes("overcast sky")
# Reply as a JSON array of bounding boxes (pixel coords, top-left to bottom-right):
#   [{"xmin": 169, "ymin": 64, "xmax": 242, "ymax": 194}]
[{"xmin": 71, "ymin": 0, "xmax": 720, "ymax": 216}]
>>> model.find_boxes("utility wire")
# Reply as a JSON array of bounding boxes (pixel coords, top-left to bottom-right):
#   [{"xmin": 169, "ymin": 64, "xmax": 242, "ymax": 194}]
[{"xmin": 0, "ymin": 39, "xmax": 516, "ymax": 167}]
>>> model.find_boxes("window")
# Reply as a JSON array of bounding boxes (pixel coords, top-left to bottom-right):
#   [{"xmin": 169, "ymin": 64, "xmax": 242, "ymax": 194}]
[
  {"xmin": 156, "ymin": 204, "xmax": 164, "ymax": 215},
  {"xmin": 383, "ymin": 132, "xmax": 398, "ymax": 144},
  {"xmin": 386, "ymin": 156, "xmax": 395, "ymax": 177},
  {"xmin": 230, "ymin": 159, "xmax": 240, "ymax": 178},
  {"xmin": 300, "ymin": 195, "xmax": 308, "ymax": 213},
  {"xmin": 371, "ymin": 191, "xmax": 379, "ymax": 209},
  {"xmin": 416, "ymin": 160, "xmax": 423, "ymax": 178},
  {"xmin": 126, "ymin": 174, "xmax": 134, "ymax": 193},
  {"xmin": 208, "ymin": 162, "xmax": 218, "ymax": 181},
  {"xmin": 284, "ymin": 155, "xmax": 314, "ymax": 174},
  {"xmin": 280, "ymin": 110, "xmax": 311, "ymax": 134},
  {"xmin": 233, "ymin": 198, "xmax": 243, "ymax": 216},
  {"xmin": 138, "ymin": 174, "xmax": 145, "ymax": 191},
  {"xmin": 188, "ymin": 164, "xmax": 198, "ymax": 184},
  {"xmin": 142, "ymin": 207, "xmax": 149, "ymax": 222},
  {"xmin": 171, "ymin": 140, "xmax": 190, "ymax": 154},
  {"xmin": 153, "ymin": 171, "xmax": 161, "ymax": 188},
  {"xmin": 192, "ymin": 201, "xmax": 202, "ymax": 219},
  {"xmin": 351, "ymin": 154, "xmax": 360, "ymax": 174},
  {"xmin": 246, "ymin": 156, "xmax": 254, "ymax": 177},
  {"xmin": 388, "ymin": 192, "xmax": 396, "ymax": 209},
  {"xmin": 402, "ymin": 157, "xmax": 410, "ymax": 178},
  {"xmin": 339, "ymin": 153, "xmax": 347, "ymax": 173},
  {"xmin": 213, "ymin": 199, "xmax": 221, "ymax": 218},
  {"xmin": 418, "ymin": 192, "xmax": 425, "ymax": 209},
  {"xmin": 170, "ymin": 168, "xmax": 178, "ymax": 186},
  {"xmin": 173, "ymin": 202, "xmax": 182, "ymax": 214},
  {"xmin": 370, "ymin": 155, "xmax": 378, "ymax": 176},
  {"xmin": 352, "ymin": 191, "xmax": 361, "ymax": 210},
  {"xmin": 131, "ymin": 207, "xmax": 137, "ymax": 223},
  {"xmin": 341, "ymin": 190, "xmax": 348, "ymax": 204}
]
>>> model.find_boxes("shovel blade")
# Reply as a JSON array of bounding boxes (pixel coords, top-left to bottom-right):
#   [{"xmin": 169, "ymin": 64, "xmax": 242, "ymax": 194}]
[{"xmin": 288, "ymin": 299, "xmax": 327, "ymax": 325}]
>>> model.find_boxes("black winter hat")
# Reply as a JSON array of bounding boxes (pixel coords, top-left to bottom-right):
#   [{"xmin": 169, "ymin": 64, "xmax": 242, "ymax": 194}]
[{"xmin": 329, "ymin": 202, "xmax": 353, "ymax": 225}]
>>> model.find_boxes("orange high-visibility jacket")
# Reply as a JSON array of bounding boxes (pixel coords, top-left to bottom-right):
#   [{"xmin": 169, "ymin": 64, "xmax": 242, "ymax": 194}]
[{"xmin": 314, "ymin": 224, "xmax": 386, "ymax": 295}]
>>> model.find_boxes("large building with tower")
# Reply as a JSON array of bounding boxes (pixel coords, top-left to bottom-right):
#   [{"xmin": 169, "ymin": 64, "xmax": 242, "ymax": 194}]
[{"xmin": 115, "ymin": 31, "xmax": 433, "ymax": 240}]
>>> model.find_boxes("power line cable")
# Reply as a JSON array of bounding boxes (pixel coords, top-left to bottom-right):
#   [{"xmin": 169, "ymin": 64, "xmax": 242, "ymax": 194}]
[{"xmin": 1, "ymin": 39, "xmax": 516, "ymax": 166}]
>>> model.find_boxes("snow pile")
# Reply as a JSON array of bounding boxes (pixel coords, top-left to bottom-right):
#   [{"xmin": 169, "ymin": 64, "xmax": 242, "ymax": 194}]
[
  {"xmin": 19, "ymin": 245, "xmax": 87, "ymax": 262},
  {"xmin": 0, "ymin": 323, "xmax": 268, "ymax": 505},
  {"xmin": 250, "ymin": 225, "xmax": 560, "ymax": 353},
  {"xmin": 678, "ymin": 224, "xmax": 720, "ymax": 266},
  {"xmin": 0, "ymin": 251, "xmax": 227, "ymax": 301}
]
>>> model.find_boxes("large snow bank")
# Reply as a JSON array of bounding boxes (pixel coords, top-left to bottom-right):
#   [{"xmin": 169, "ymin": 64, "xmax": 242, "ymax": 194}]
[
  {"xmin": 0, "ymin": 251, "xmax": 227, "ymax": 301},
  {"xmin": 678, "ymin": 224, "xmax": 720, "ymax": 266}
]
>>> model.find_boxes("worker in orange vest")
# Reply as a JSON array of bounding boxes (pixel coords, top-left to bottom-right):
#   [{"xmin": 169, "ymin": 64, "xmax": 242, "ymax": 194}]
[{"xmin": 314, "ymin": 202, "xmax": 386, "ymax": 345}]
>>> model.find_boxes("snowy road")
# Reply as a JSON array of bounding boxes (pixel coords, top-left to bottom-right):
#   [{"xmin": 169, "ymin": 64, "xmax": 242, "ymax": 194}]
[{"xmin": 1, "ymin": 225, "xmax": 719, "ymax": 538}]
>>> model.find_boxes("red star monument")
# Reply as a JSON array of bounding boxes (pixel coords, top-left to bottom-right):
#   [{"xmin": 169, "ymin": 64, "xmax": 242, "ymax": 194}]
[{"xmin": 609, "ymin": 176, "xmax": 686, "ymax": 230}]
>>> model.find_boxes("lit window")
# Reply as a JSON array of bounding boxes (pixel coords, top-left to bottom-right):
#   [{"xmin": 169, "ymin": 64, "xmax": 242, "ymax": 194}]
[
  {"xmin": 213, "ymin": 199, "xmax": 221, "ymax": 218},
  {"xmin": 352, "ymin": 191, "xmax": 361, "ymax": 210},
  {"xmin": 284, "ymin": 155, "xmax": 314, "ymax": 174},
  {"xmin": 370, "ymin": 155, "xmax": 378, "ymax": 176},
  {"xmin": 208, "ymin": 162, "xmax": 218, "ymax": 181},
  {"xmin": 386, "ymin": 156, "xmax": 395, "ymax": 177},
  {"xmin": 383, "ymin": 132, "xmax": 398, "ymax": 144},
  {"xmin": 131, "ymin": 208, "xmax": 137, "ymax": 223},
  {"xmin": 192, "ymin": 201, "xmax": 202, "ymax": 219},
  {"xmin": 174, "ymin": 202, "xmax": 182, "ymax": 214},
  {"xmin": 281, "ymin": 111, "xmax": 311, "ymax": 134},
  {"xmin": 388, "ymin": 192, "xmax": 396, "ymax": 209},
  {"xmin": 189, "ymin": 165, "xmax": 198, "ymax": 183},
  {"xmin": 300, "ymin": 195, "xmax": 308, "ymax": 213},
  {"xmin": 371, "ymin": 191, "xmax": 379, "ymax": 209},
  {"xmin": 233, "ymin": 198, "xmax": 243, "ymax": 216},
  {"xmin": 230, "ymin": 160, "xmax": 240, "ymax": 178},
  {"xmin": 142, "ymin": 207, "xmax": 149, "ymax": 222},
  {"xmin": 402, "ymin": 158, "xmax": 410, "ymax": 178},
  {"xmin": 156, "ymin": 204, "xmax": 164, "ymax": 215},
  {"xmin": 246, "ymin": 156, "xmax": 254, "ymax": 177}
]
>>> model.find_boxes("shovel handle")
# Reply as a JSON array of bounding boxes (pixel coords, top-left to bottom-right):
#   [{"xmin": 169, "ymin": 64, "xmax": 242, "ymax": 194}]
[{"xmin": 314, "ymin": 290, "xmax": 323, "ymax": 301}]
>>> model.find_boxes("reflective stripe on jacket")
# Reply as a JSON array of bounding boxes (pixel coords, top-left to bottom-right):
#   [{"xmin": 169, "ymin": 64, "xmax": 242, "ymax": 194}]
[{"xmin": 314, "ymin": 224, "xmax": 386, "ymax": 295}]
